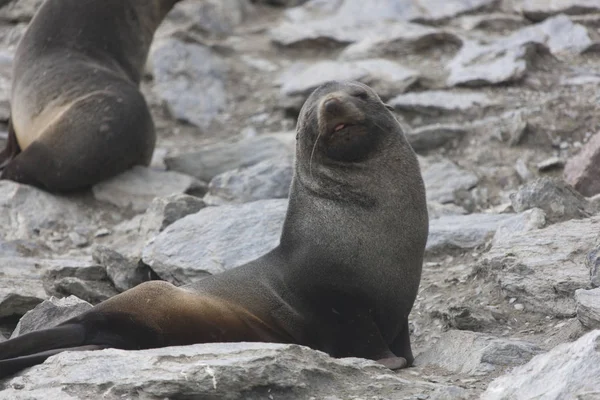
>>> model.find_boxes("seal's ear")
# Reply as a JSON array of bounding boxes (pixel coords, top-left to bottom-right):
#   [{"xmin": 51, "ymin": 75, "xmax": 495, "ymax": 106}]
[{"xmin": 384, "ymin": 104, "xmax": 394, "ymax": 111}]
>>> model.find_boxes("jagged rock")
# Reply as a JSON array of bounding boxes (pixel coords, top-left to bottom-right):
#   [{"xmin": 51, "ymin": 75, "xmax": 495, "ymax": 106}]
[
  {"xmin": 339, "ymin": 22, "xmax": 462, "ymax": 61},
  {"xmin": 41, "ymin": 259, "xmax": 118, "ymax": 305},
  {"xmin": 415, "ymin": 330, "xmax": 543, "ymax": 376},
  {"xmin": 389, "ymin": 90, "xmax": 496, "ymax": 116},
  {"xmin": 92, "ymin": 246, "xmax": 152, "ymax": 293},
  {"xmin": 204, "ymin": 157, "xmax": 293, "ymax": 206},
  {"xmin": 427, "ymin": 213, "xmax": 516, "ymax": 253},
  {"xmin": 474, "ymin": 110, "xmax": 529, "ymax": 146},
  {"xmin": 455, "ymin": 13, "xmax": 530, "ymax": 32},
  {"xmin": 482, "ymin": 330, "xmax": 600, "ymax": 399},
  {"xmin": 0, "ymin": 257, "xmax": 47, "ymax": 318},
  {"xmin": 0, "ymin": 342, "xmax": 465, "ymax": 400},
  {"xmin": 537, "ymin": 156, "xmax": 564, "ymax": 172},
  {"xmin": 92, "ymin": 166, "xmax": 200, "ymax": 213},
  {"xmin": 483, "ymin": 216, "xmax": 600, "ymax": 318},
  {"xmin": 407, "ymin": 124, "xmax": 467, "ymax": 153},
  {"xmin": 0, "ymin": 0, "xmax": 43, "ymax": 22},
  {"xmin": 270, "ymin": 0, "xmax": 496, "ymax": 46},
  {"xmin": 0, "ymin": 50, "xmax": 11, "ymax": 121},
  {"xmin": 165, "ymin": 0, "xmax": 253, "ymax": 36},
  {"xmin": 447, "ymin": 15, "xmax": 593, "ymax": 86},
  {"xmin": 587, "ymin": 245, "xmax": 600, "ymax": 288},
  {"xmin": 575, "ymin": 288, "xmax": 600, "ymax": 329},
  {"xmin": 433, "ymin": 305, "xmax": 496, "ymax": 331},
  {"xmin": 0, "ymin": 181, "xmax": 88, "ymax": 241},
  {"xmin": 140, "ymin": 193, "xmax": 206, "ymax": 235},
  {"xmin": 563, "ymin": 131, "xmax": 600, "ymax": 197},
  {"xmin": 491, "ymin": 208, "xmax": 547, "ymax": 246},
  {"xmin": 509, "ymin": 177, "xmax": 593, "ymax": 224},
  {"xmin": 165, "ymin": 135, "xmax": 294, "ymax": 182},
  {"xmin": 427, "ymin": 201, "xmax": 467, "ymax": 219},
  {"xmin": 150, "ymin": 38, "xmax": 227, "ymax": 130},
  {"xmin": 142, "ymin": 199, "xmax": 288, "ymax": 285},
  {"xmin": 280, "ymin": 59, "xmax": 419, "ymax": 99},
  {"xmin": 10, "ymin": 296, "xmax": 91, "ymax": 338},
  {"xmin": 421, "ymin": 159, "xmax": 479, "ymax": 204},
  {"xmin": 518, "ymin": 0, "xmax": 600, "ymax": 21}
]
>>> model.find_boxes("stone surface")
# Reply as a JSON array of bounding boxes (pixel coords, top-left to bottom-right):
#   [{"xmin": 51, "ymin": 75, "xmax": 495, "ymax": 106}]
[
  {"xmin": 92, "ymin": 246, "xmax": 151, "ymax": 293},
  {"xmin": 389, "ymin": 90, "xmax": 496, "ymax": 116},
  {"xmin": 421, "ymin": 159, "xmax": 479, "ymax": 204},
  {"xmin": 509, "ymin": 177, "xmax": 593, "ymax": 224},
  {"xmin": 575, "ymin": 288, "xmax": 600, "ymax": 329},
  {"xmin": 165, "ymin": 0, "xmax": 252, "ymax": 36},
  {"xmin": 280, "ymin": 59, "xmax": 419, "ymax": 99},
  {"xmin": 0, "ymin": 0, "xmax": 43, "ymax": 22},
  {"xmin": 427, "ymin": 201, "xmax": 467, "ymax": 219},
  {"xmin": 0, "ymin": 50, "xmax": 11, "ymax": 121},
  {"xmin": 164, "ymin": 135, "xmax": 294, "ymax": 182},
  {"xmin": 142, "ymin": 199, "xmax": 288, "ymax": 285},
  {"xmin": 340, "ymin": 22, "xmax": 461, "ymax": 61},
  {"xmin": 483, "ymin": 216, "xmax": 600, "ymax": 317},
  {"xmin": 150, "ymin": 38, "xmax": 227, "ymax": 130},
  {"xmin": 587, "ymin": 245, "xmax": 600, "ymax": 288},
  {"xmin": 0, "ymin": 257, "xmax": 48, "ymax": 318},
  {"xmin": 41, "ymin": 259, "xmax": 118, "ymax": 305},
  {"xmin": 0, "ymin": 342, "xmax": 463, "ymax": 400},
  {"xmin": 10, "ymin": 296, "xmax": 91, "ymax": 339},
  {"xmin": 427, "ymin": 213, "xmax": 516, "ymax": 253},
  {"xmin": 482, "ymin": 330, "xmax": 600, "ymax": 399},
  {"xmin": 564, "ymin": 131, "xmax": 600, "ymax": 197},
  {"xmin": 491, "ymin": 208, "xmax": 547, "ymax": 246},
  {"xmin": 140, "ymin": 193, "xmax": 206, "ymax": 235},
  {"xmin": 518, "ymin": 0, "xmax": 600, "ymax": 21},
  {"xmin": 415, "ymin": 330, "xmax": 542, "ymax": 376},
  {"xmin": 92, "ymin": 166, "xmax": 199, "ymax": 213},
  {"xmin": 204, "ymin": 157, "xmax": 293, "ymax": 205},
  {"xmin": 407, "ymin": 124, "xmax": 467, "ymax": 153}
]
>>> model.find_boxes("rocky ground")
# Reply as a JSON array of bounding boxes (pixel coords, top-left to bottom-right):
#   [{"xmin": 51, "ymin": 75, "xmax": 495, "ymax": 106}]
[{"xmin": 0, "ymin": 0, "xmax": 600, "ymax": 399}]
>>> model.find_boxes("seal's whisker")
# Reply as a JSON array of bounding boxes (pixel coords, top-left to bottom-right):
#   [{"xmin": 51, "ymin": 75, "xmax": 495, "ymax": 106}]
[{"xmin": 309, "ymin": 129, "xmax": 322, "ymax": 178}]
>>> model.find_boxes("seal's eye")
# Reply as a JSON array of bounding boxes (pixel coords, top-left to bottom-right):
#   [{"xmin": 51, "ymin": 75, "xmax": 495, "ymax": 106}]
[{"xmin": 352, "ymin": 91, "xmax": 369, "ymax": 100}]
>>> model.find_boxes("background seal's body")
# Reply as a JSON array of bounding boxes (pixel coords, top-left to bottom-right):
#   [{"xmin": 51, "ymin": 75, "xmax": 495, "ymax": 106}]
[{"xmin": 0, "ymin": 0, "xmax": 181, "ymax": 191}]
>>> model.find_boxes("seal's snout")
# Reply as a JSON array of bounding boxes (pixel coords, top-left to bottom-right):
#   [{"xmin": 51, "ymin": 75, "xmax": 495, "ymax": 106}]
[{"xmin": 323, "ymin": 97, "xmax": 342, "ymax": 114}]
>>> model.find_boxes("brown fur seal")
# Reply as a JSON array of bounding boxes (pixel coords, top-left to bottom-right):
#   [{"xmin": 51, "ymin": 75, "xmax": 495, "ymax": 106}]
[
  {"xmin": 0, "ymin": 80, "xmax": 428, "ymax": 378},
  {"xmin": 0, "ymin": 0, "xmax": 182, "ymax": 192}
]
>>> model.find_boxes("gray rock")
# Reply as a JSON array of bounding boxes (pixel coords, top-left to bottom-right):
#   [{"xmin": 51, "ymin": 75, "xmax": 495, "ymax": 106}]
[
  {"xmin": 204, "ymin": 157, "xmax": 293, "ymax": 206},
  {"xmin": 0, "ymin": 0, "xmax": 43, "ymax": 22},
  {"xmin": 92, "ymin": 166, "xmax": 199, "ymax": 213},
  {"xmin": 0, "ymin": 51, "xmax": 11, "ymax": 122},
  {"xmin": 474, "ymin": 110, "xmax": 529, "ymax": 146},
  {"xmin": 92, "ymin": 246, "xmax": 152, "ymax": 293},
  {"xmin": 482, "ymin": 330, "xmax": 600, "ymax": 400},
  {"xmin": 389, "ymin": 90, "xmax": 496, "ymax": 116},
  {"xmin": 407, "ymin": 124, "xmax": 467, "ymax": 153},
  {"xmin": 142, "ymin": 199, "xmax": 288, "ymax": 285},
  {"xmin": 575, "ymin": 288, "xmax": 600, "ymax": 329},
  {"xmin": 427, "ymin": 201, "xmax": 467, "ymax": 219},
  {"xmin": 165, "ymin": 0, "xmax": 252, "ymax": 36},
  {"xmin": 340, "ymin": 22, "xmax": 462, "ymax": 61},
  {"xmin": 537, "ymin": 156, "xmax": 565, "ymax": 172},
  {"xmin": 447, "ymin": 15, "xmax": 593, "ymax": 86},
  {"xmin": 483, "ymin": 216, "xmax": 600, "ymax": 318},
  {"xmin": 415, "ymin": 330, "xmax": 543, "ymax": 376},
  {"xmin": 0, "ymin": 257, "xmax": 48, "ymax": 318},
  {"xmin": 0, "ymin": 181, "xmax": 88, "ymax": 241},
  {"xmin": 563, "ymin": 130, "xmax": 600, "ymax": 197},
  {"xmin": 587, "ymin": 245, "xmax": 600, "ymax": 288},
  {"xmin": 455, "ymin": 13, "xmax": 530, "ymax": 32},
  {"xmin": 492, "ymin": 208, "xmax": 547, "ymax": 246},
  {"xmin": 10, "ymin": 296, "xmax": 91, "ymax": 339},
  {"xmin": 509, "ymin": 177, "xmax": 593, "ymax": 224},
  {"xmin": 140, "ymin": 193, "xmax": 206, "ymax": 235},
  {"xmin": 270, "ymin": 0, "xmax": 496, "ymax": 46},
  {"xmin": 41, "ymin": 259, "xmax": 118, "ymax": 305},
  {"xmin": 255, "ymin": 0, "xmax": 308, "ymax": 6},
  {"xmin": 150, "ymin": 38, "xmax": 227, "ymax": 130},
  {"xmin": 427, "ymin": 213, "xmax": 516, "ymax": 253},
  {"xmin": 422, "ymin": 159, "xmax": 479, "ymax": 204},
  {"xmin": 0, "ymin": 342, "xmax": 463, "ymax": 400},
  {"xmin": 280, "ymin": 59, "xmax": 419, "ymax": 99},
  {"xmin": 518, "ymin": 0, "xmax": 600, "ymax": 21},
  {"xmin": 165, "ymin": 135, "xmax": 294, "ymax": 182}
]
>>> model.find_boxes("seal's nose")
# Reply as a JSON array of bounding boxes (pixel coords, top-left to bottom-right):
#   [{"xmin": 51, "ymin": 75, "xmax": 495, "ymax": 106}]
[{"xmin": 324, "ymin": 97, "xmax": 341, "ymax": 113}]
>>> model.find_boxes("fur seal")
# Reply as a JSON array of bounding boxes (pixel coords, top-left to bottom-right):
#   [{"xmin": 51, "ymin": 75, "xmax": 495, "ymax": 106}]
[
  {"xmin": 0, "ymin": 0, "xmax": 182, "ymax": 192},
  {"xmin": 0, "ymin": 80, "xmax": 428, "ymax": 378}
]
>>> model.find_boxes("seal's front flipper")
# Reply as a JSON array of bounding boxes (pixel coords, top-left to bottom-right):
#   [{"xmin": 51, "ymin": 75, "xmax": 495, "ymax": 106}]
[
  {"xmin": 389, "ymin": 318, "xmax": 414, "ymax": 367},
  {"xmin": 0, "ymin": 118, "xmax": 22, "ymax": 170},
  {"xmin": 376, "ymin": 356, "xmax": 408, "ymax": 370}
]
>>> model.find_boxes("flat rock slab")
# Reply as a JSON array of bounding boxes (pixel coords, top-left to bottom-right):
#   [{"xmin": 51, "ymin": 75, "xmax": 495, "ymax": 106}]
[
  {"xmin": 165, "ymin": 135, "xmax": 294, "ymax": 183},
  {"xmin": 421, "ymin": 158, "xmax": 479, "ymax": 204},
  {"xmin": 92, "ymin": 166, "xmax": 199, "ymax": 213},
  {"xmin": 482, "ymin": 330, "xmax": 600, "ymax": 399},
  {"xmin": 575, "ymin": 288, "xmax": 600, "ymax": 329},
  {"xmin": 142, "ymin": 199, "xmax": 288, "ymax": 285},
  {"xmin": 204, "ymin": 157, "xmax": 294, "ymax": 206},
  {"xmin": 407, "ymin": 124, "xmax": 467, "ymax": 153},
  {"xmin": 563, "ymin": 130, "xmax": 600, "ymax": 197},
  {"xmin": 280, "ymin": 59, "xmax": 419, "ymax": 99},
  {"xmin": 270, "ymin": 0, "xmax": 496, "ymax": 46},
  {"xmin": 415, "ymin": 330, "xmax": 542, "ymax": 376},
  {"xmin": 517, "ymin": 0, "xmax": 600, "ymax": 21},
  {"xmin": 483, "ymin": 216, "xmax": 600, "ymax": 318},
  {"xmin": 0, "ymin": 257, "xmax": 48, "ymax": 318},
  {"xmin": 389, "ymin": 90, "xmax": 496, "ymax": 116},
  {"xmin": 0, "ymin": 342, "xmax": 466, "ymax": 400},
  {"xmin": 427, "ymin": 213, "xmax": 516, "ymax": 253}
]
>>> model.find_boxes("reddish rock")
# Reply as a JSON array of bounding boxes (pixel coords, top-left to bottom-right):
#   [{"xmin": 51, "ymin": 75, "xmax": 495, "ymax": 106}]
[{"xmin": 564, "ymin": 132, "xmax": 600, "ymax": 197}]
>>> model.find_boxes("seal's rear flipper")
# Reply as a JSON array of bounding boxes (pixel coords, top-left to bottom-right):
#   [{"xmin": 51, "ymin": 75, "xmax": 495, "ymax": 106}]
[
  {"xmin": 0, "ymin": 119, "xmax": 22, "ymax": 170},
  {"xmin": 0, "ymin": 345, "xmax": 107, "ymax": 379}
]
